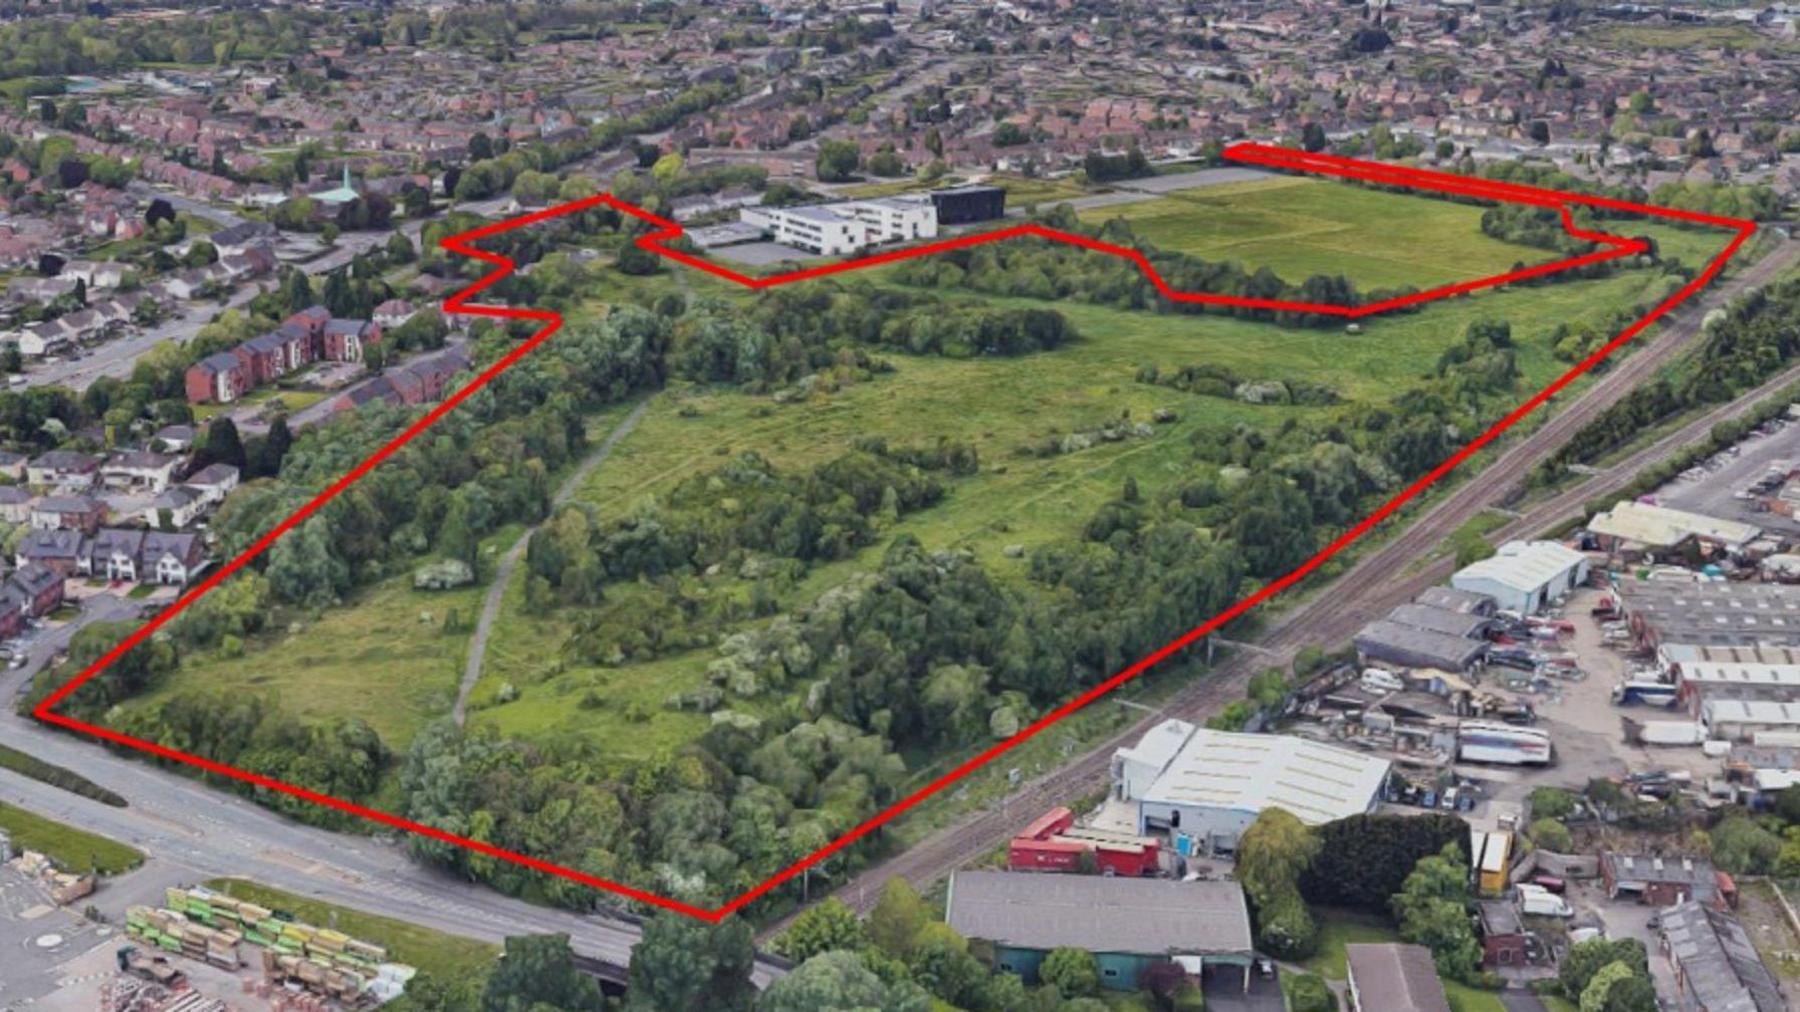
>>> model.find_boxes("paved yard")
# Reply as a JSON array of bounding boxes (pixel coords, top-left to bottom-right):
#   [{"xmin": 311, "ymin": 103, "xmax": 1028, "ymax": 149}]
[{"xmin": 1203, "ymin": 967, "xmax": 1285, "ymax": 1012}]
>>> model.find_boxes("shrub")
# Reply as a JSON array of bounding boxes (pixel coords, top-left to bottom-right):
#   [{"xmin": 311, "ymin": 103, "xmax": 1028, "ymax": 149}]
[{"xmin": 1529, "ymin": 817, "xmax": 1573, "ymax": 853}]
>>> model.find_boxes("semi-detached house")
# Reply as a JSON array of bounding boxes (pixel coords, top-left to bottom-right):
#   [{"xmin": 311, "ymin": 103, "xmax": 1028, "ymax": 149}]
[
  {"xmin": 0, "ymin": 563, "xmax": 65, "ymax": 639},
  {"xmin": 14, "ymin": 527, "xmax": 207, "ymax": 585}
]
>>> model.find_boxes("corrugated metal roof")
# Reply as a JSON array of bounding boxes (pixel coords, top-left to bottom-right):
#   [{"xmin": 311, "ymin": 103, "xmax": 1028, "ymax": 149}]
[
  {"xmin": 945, "ymin": 870, "xmax": 1251, "ymax": 956},
  {"xmin": 1660, "ymin": 898, "xmax": 1785, "ymax": 1012},
  {"xmin": 1705, "ymin": 699, "xmax": 1800, "ymax": 726},
  {"xmin": 1589, "ymin": 499, "xmax": 1760, "ymax": 549},
  {"xmin": 1140, "ymin": 729, "xmax": 1389, "ymax": 826},
  {"xmin": 1452, "ymin": 540, "xmax": 1585, "ymax": 594}
]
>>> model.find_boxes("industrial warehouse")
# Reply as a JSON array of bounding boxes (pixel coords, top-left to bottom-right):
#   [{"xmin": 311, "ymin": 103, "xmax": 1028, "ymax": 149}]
[
  {"xmin": 944, "ymin": 870, "xmax": 1256, "ymax": 992},
  {"xmin": 1110, "ymin": 721, "xmax": 1391, "ymax": 855}
]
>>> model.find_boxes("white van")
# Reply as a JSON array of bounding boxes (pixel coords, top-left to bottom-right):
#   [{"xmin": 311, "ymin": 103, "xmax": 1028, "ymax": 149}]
[
  {"xmin": 1517, "ymin": 883, "xmax": 1573, "ymax": 918},
  {"xmin": 1360, "ymin": 668, "xmax": 1404, "ymax": 693}
]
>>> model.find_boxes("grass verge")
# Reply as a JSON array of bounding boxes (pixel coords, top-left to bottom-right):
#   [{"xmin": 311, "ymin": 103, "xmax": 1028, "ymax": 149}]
[
  {"xmin": 0, "ymin": 742, "xmax": 127, "ymax": 807},
  {"xmin": 0, "ymin": 801, "xmax": 144, "ymax": 874}
]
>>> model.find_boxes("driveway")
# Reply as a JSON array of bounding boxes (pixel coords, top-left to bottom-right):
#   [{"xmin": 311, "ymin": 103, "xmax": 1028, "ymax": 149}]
[
  {"xmin": 1203, "ymin": 966, "xmax": 1285, "ymax": 1012},
  {"xmin": 1501, "ymin": 991, "xmax": 1551, "ymax": 1012}
]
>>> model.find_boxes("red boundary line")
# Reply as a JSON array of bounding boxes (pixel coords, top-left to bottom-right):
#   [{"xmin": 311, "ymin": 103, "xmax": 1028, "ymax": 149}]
[{"xmin": 34, "ymin": 144, "xmax": 1754, "ymax": 923}]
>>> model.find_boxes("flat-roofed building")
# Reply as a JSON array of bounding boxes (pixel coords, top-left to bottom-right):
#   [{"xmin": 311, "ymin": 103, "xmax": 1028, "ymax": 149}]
[{"xmin": 740, "ymin": 197, "xmax": 937, "ymax": 256}]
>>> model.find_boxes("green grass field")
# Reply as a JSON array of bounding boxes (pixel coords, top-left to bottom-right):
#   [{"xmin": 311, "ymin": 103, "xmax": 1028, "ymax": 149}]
[
  {"xmin": 142, "ymin": 176, "xmax": 1699, "ymax": 773},
  {"xmin": 202, "ymin": 878, "xmax": 498, "ymax": 985},
  {"xmin": 131, "ymin": 575, "xmax": 481, "ymax": 752},
  {"xmin": 1078, "ymin": 177, "xmax": 1554, "ymax": 290},
  {"xmin": 1592, "ymin": 23, "xmax": 1794, "ymax": 51},
  {"xmin": 468, "ymin": 251, "xmax": 1679, "ymax": 758},
  {"xmin": 1081, "ymin": 176, "xmax": 1740, "ymax": 293},
  {"xmin": 0, "ymin": 802, "xmax": 144, "ymax": 875}
]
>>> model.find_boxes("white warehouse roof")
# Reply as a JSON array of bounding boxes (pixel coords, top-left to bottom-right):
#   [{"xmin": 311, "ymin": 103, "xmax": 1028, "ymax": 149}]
[
  {"xmin": 1680, "ymin": 662, "xmax": 1800, "ymax": 690},
  {"xmin": 1140, "ymin": 729, "xmax": 1391, "ymax": 826},
  {"xmin": 1704, "ymin": 699, "xmax": 1800, "ymax": 728},
  {"xmin": 1116, "ymin": 717, "xmax": 1197, "ymax": 774},
  {"xmin": 1453, "ymin": 540, "xmax": 1586, "ymax": 594}
]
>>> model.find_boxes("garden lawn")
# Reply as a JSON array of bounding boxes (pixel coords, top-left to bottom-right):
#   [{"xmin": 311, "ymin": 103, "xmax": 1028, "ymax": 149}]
[
  {"xmin": 0, "ymin": 802, "xmax": 144, "ymax": 875},
  {"xmin": 1300, "ymin": 909, "xmax": 1510, "ymax": 1012}
]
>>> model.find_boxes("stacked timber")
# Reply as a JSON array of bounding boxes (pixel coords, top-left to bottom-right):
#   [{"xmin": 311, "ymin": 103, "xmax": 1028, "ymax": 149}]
[{"xmin": 123, "ymin": 906, "xmax": 242, "ymax": 969}]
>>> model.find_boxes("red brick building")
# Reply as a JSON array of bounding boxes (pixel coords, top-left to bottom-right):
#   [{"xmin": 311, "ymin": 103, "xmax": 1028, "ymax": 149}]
[
  {"xmin": 184, "ymin": 305, "xmax": 381, "ymax": 404},
  {"xmin": 1602, "ymin": 852, "xmax": 1733, "ymax": 909}
]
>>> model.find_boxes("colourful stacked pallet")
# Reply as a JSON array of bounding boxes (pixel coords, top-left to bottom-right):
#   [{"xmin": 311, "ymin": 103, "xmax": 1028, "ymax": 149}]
[
  {"xmin": 162, "ymin": 884, "xmax": 416, "ymax": 1002},
  {"xmin": 123, "ymin": 905, "xmax": 242, "ymax": 969}
]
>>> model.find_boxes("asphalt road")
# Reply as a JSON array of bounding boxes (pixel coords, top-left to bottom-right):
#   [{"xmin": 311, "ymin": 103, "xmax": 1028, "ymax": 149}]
[
  {"xmin": 0, "ymin": 600, "xmax": 787, "ymax": 986},
  {"xmin": 768, "ymin": 235, "xmax": 1800, "ymax": 933}
]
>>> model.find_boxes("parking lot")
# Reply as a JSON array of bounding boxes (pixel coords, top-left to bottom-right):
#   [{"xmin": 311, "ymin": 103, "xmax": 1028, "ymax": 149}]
[{"xmin": 1655, "ymin": 410, "xmax": 1800, "ymax": 536}]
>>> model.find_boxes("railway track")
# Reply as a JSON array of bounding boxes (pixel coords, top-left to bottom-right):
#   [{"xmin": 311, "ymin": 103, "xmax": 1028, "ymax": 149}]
[{"xmin": 767, "ymin": 236, "xmax": 1798, "ymax": 931}]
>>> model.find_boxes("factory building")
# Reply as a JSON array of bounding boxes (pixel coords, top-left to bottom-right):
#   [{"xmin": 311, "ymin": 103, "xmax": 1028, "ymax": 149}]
[
  {"xmin": 1354, "ymin": 586, "xmax": 1497, "ymax": 673},
  {"xmin": 1449, "ymin": 540, "xmax": 1589, "ymax": 615},
  {"xmin": 1587, "ymin": 499, "xmax": 1760, "ymax": 559},
  {"xmin": 1618, "ymin": 581, "xmax": 1800, "ymax": 649},
  {"xmin": 740, "ymin": 196, "xmax": 937, "ymax": 256},
  {"xmin": 945, "ymin": 870, "xmax": 1254, "ymax": 991},
  {"xmin": 1112, "ymin": 721, "xmax": 1390, "ymax": 855},
  {"xmin": 1703, "ymin": 699, "xmax": 1800, "ymax": 743},
  {"xmin": 1662, "ymin": 642, "xmax": 1800, "ymax": 718},
  {"xmin": 1660, "ymin": 899, "xmax": 1787, "ymax": 1012}
]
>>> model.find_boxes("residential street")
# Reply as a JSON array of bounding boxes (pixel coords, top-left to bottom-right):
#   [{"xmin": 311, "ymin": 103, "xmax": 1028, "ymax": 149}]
[{"xmin": 19, "ymin": 194, "xmax": 514, "ymax": 393}]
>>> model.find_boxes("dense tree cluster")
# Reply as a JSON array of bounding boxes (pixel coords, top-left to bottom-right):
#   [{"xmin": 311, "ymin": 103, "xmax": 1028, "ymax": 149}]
[
  {"xmin": 1479, "ymin": 204, "xmax": 1596, "ymax": 254},
  {"xmin": 1236, "ymin": 808, "xmax": 1321, "ymax": 958},
  {"xmin": 1649, "ymin": 181, "xmax": 1783, "ymax": 221},
  {"xmin": 524, "ymin": 446, "xmax": 950, "ymax": 605},
  {"xmin": 0, "ymin": 9, "xmax": 323, "ymax": 77},
  {"xmin": 1558, "ymin": 939, "xmax": 1656, "ymax": 1012},
  {"xmin": 1390, "ymin": 843, "xmax": 1484, "ymax": 983},
  {"xmin": 1296, "ymin": 812, "xmax": 1467, "ymax": 910},
  {"xmin": 1537, "ymin": 277, "xmax": 1800, "ymax": 482}
]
